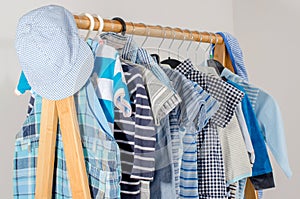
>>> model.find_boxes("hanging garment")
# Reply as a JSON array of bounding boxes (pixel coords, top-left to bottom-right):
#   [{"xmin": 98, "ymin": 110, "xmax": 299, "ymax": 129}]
[
  {"xmin": 163, "ymin": 67, "xmax": 220, "ymax": 199},
  {"xmin": 216, "ymin": 32, "xmax": 249, "ymax": 81},
  {"xmin": 235, "ymin": 103, "xmax": 255, "ymax": 164},
  {"xmin": 197, "ymin": 66, "xmax": 253, "ymax": 185},
  {"xmin": 122, "ymin": 59, "xmax": 182, "ymax": 126},
  {"xmin": 221, "ymin": 68, "xmax": 292, "ymax": 178},
  {"xmin": 226, "ymin": 79, "xmax": 275, "ymax": 190},
  {"xmin": 175, "ymin": 59, "xmax": 244, "ymax": 199},
  {"xmin": 114, "ymin": 62, "xmax": 156, "ymax": 199},
  {"xmin": 100, "ymin": 33, "xmax": 182, "ymax": 125},
  {"xmin": 87, "ymin": 38, "xmax": 132, "ymax": 131},
  {"xmin": 13, "ymin": 81, "xmax": 122, "ymax": 199}
]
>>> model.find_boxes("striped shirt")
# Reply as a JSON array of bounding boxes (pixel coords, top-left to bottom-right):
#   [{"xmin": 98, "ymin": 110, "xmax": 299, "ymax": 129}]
[
  {"xmin": 176, "ymin": 59, "xmax": 244, "ymax": 199},
  {"xmin": 87, "ymin": 38, "xmax": 132, "ymax": 131},
  {"xmin": 216, "ymin": 32, "xmax": 249, "ymax": 81},
  {"xmin": 163, "ymin": 67, "xmax": 219, "ymax": 199},
  {"xmin": 100, "ymin": 33, "xmax": 182, "ymax": 125},
  {"xmin": 114, "ymin": 63, "xmax": 156, "ymax": 198}
]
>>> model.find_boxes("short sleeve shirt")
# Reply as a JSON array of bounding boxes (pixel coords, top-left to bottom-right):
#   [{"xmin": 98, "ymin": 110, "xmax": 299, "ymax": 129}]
[
  {"xmin": 114, "ymin": 63, "xmax": 156, "ymax": 198},
  {"xmin": 175, "ymin": 59, "xmax": 244, "ymax": 199},
  {"xmin": 87, "ymin": 38, "xmax": 132, "ymax": 131}
]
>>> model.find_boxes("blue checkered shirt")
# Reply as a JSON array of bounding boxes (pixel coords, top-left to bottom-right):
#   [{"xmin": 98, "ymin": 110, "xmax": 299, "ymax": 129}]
[{"xmin": 13, "ymin": 81, "xmax": 121, "ymax": 198}]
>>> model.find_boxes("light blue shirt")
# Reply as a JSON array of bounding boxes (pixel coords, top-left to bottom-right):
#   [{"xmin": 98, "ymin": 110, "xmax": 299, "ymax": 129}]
[{"xmin": 221, "ymin": 68, "xmax": 292, "ymax": 178}]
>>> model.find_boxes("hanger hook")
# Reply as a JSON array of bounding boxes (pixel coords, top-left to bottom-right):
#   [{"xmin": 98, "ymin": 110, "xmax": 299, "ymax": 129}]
[
  {"xmin": 167, "ymin": 28, "xmax": 176, "ymax": 57},
  {"xmin": 209, "ymin": 33, "xmax": 219, "ymax": 58},
  {"xmin": 195, "ymin": 31, "xmax": 203, "ymax": 65},
  {"xmin": 205, "ymin": 32, "xmax": 213, "ymax": 53},
  {"xmin": 94, "ymin": 14, "xmax": 104, "ymax": 37},
  {"xmin": 112, "ymin": 17, "xmax": 127, "ymax": 36},
  {"xmin": 186, "ymin": 30, "xmax": 194, "ymax": 58},
  {"xmin": 129, "ymin": 22, "xmax": 136, "ymax": 39},
  {"xmin": 158, "ymin": 26, "xmax": 167, "ymax": 55},
  {"xmin": 83, "ymin": 13, "xmax": 95, "ymax": 41},
  {"xmin": 141, "ymin": 23, "xmax": 150, "ymax": 47},
  {"xmin": 195, "ymin": 31, "xmax": 203, "ymax": 51},
  {"xmin": 177, "ymin": 29, "xmax": 187, "ymax": 59}
]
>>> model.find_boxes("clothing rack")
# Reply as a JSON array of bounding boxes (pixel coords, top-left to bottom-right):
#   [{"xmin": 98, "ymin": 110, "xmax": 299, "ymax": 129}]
[{"xmin": 35, "ymin": 15, "xmax": 257, "ymax": 199}]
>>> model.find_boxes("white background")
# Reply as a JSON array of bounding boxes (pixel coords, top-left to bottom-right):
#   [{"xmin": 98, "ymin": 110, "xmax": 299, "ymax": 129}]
[{"xmin": 0, "ymin": 0, "xmax": 298, "ymax": 198}]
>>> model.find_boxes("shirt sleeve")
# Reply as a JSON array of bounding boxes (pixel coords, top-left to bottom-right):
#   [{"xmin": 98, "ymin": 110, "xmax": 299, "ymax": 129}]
[
  {"xmin": 255, "ymin": 90, "xmax": 292, "ymax": 178},
  {"xmin": 113, "ymin": 55, "xmax": 132, "ymax": 118},
  {"xmin": 130, "ymin": 69, "xmax": 156, "ymax": 180}
]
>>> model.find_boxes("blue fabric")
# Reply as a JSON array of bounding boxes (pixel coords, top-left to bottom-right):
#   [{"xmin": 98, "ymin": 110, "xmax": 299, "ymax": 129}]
[
  {"xmin": 150, "ymin": 116, "xmax": 177, "ymax": 199},
  {"xmin": 255, "ymin": 89, "xmax": 292, "ymax": 178},
  {"xmin": 16, "ymin": 71, "xmax": 31, "ymax": 95},
  {"xmin": 13, "ymin": 81, "xmax": 121, "ymax": 198},
  {"xmin": 86, "ymin": 38, "xmax": 132, "ymax": 130},
  {"xmin": 216, "ymin": 32, "xmax": 249, "ymax": 81},
  {"xmin": 15, "ymin": 5, "xmax": 94, "ymax": 100},
  {"xmin": 227, "ymin": 80, "xmax": 272, "ymax": 177},
  {"xmin": 222, "ymin": 68, "xmax": 292, "ymax": 178}
]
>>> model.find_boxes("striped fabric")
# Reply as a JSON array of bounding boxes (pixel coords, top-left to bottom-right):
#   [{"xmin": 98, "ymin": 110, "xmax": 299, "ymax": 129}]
[
  {"xmin": 216, "ymin": 32, "xmax": 249, "ymax": 81},
  {"xmin": 114, "ymin": 63, "xmax": 156, "ymax": 198},
  {"xmin": 163, "ymin": 67, "xmax": 219, "ymax": 199},
  {"xmin": 13, "ymin": 81, "xmax": 121, "ymax": 199},
  {"xmin": 100, "ymin": 33, "xmax": 182, "ymax": 125},
  {"xmin": 87, "ymin": 38, "xmax": 132, "ymax": 131},
  {"xmin": 176, "ymin": 59, "xmax": 244, "ymax": 199}
]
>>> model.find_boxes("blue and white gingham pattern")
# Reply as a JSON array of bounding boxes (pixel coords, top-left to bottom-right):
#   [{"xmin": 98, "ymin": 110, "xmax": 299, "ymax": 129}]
[
  {"xmin": 163, "ymin": 67, "xmax": 219, "ymax": 199},
  {"xmin": 216, "ymin": 32, "xmax": 249, "ymax": 81},
  {"xmin": 15, "ymin": 5, "xmax": 94, "ymax": 100},
  {"xmin": 176, "ymin": 59, "xmax": 244, "ymax": 199},
  {"xmin": 13, "ymin": 81, "xmax": 121, "ymax": 199}
]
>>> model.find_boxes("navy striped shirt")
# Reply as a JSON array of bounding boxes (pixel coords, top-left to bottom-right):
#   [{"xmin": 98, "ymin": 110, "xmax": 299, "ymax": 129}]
[{"xmin": 114, "ymin": 63, "xmax": 156, "ymax": 198}]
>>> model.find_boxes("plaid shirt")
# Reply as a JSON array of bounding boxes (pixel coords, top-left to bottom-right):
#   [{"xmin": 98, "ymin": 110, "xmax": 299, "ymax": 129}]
[{"xmin": 13, "ymin": 81, "xmax": 121, "ymax": 199}]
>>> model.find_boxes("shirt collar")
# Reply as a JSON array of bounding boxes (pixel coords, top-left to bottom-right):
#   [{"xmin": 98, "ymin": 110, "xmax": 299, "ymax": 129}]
[
  {"xmin": 100, "ymin": 32, "xmax": 139, "ymax": 63},
  {"xmin": 221, "ymin": 68, "xmax": 244, "ymax": 83}
]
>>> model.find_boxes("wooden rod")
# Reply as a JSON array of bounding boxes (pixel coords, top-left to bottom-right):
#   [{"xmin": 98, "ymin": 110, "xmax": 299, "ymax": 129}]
[{"xmin": 74, "ymin": 15, "xmax": 223, "ymax": 44}]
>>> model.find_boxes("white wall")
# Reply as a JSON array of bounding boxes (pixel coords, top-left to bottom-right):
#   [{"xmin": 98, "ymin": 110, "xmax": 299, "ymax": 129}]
[
  {"xmin": 0, "ymin": 1, "xmax": 234, "ymax": 198},
  {"xmin": 233, "ymin": 0, "xmax": 300, "ymax": 198}
]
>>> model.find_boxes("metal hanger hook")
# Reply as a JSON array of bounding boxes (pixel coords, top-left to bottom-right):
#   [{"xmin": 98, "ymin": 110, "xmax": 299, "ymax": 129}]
[
  {"xmin": 186, "ymin": 30, "xmax": 194, "ymax": 58},
  {"xmin": 205, "ymin": 32, "xmax": 213, "ymax": 53},
  {"xmin": 129, "ymin": 22, "xmax": 136, "ymax": 39},
  {"xmin": 210, "ymin": 33, "xmax": 219, "ymax": 56},
  {"xmin": 195, "ymin": 31, "xmax": 203, "ymax": 52},
  {"xmin": 177, "ymin": 29, "xmax": 187, "ymax": 59},
  {"xmin": 141, "ymin": 23, "xmax": 150, "ymax": 47},
  {"xmin": 158, "ymin": 26, "xmax": 168, "ymax": 54},
  {"xmin": 168, "ymin": 28, "xmax": 176, "ymax": 57},
  {"xmin": 194, "ymin": 31, "xmax": 203, "ymax": 65}
]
